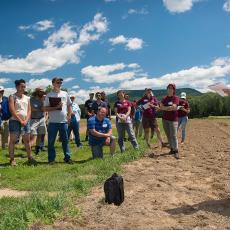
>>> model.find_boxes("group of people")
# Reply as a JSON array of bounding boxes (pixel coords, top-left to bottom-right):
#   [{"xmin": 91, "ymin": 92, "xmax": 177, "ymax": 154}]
[
  {"xmin": 0, "ymin": 78, "xmax": 190, "ymax": 166},
  {"xmin": 84, "ymin": 84, "xmax": 190, "ymax": 160}
]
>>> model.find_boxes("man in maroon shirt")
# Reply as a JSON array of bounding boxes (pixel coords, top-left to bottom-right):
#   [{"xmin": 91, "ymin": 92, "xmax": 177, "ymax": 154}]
[
  {"xmin": 160, "ymin": 84, "xmax": 180, "ymax": 159},
  {"xmin": 178, "ymin": 92, "xmax": 190, "ymax": 144},
  {"xmin": 137, "ymin": 88, "xmax": 165, "ymax": 148}
]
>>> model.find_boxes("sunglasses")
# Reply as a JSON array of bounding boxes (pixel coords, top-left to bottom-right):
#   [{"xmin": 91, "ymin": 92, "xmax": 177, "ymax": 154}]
[
  {"xmin": 96, "ymin": 94, "xmax": 101, "ymax": 97},
  {"xmin": 56, "ymin": 81, "xmax": 62, "ymax": 84}
]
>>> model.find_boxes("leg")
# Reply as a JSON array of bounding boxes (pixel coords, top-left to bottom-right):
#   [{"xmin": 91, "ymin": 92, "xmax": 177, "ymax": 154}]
[
  {"xmin": 116, "ymin": 122, "xmax": 125, "ymax": 152},
  {"xmin": 144, "ymin": 128, "xmax": 150, "ymax": 147},
  {"xmin": 2, "ymin": 121, "xmax": 9, "ymax": 149},
  {"xmin": 59, "ymin": 123, "xmax": 71, "ymax": 161},
  {"xmin": 162, "ymin": 119, "xmax": 172, "ymax": 148},
  {"xmin": 181, "ymin": 117, "xmax": 188, "ymax": 143},
  {"xmin": 72, "ymin": 120, "xmax": 81, "ymax": 146},
  {"xmin": 125, "ymin": 123, "xmax": 139, "ymax": 149},
  {"xmin": 47, "ymin": 123, "xmax": 59, "ymax": 162},
  {"xmin": 9, "ymin": 133, "xmax": 18, "ymax": 161},
  {"xmin": 91, "ymin": 145, "xmax": 103, "ymax": 159},
  {"xmin": 109, "ymin": 136, "xmax": 116, "ymax": 156},
  {"xmin": 22, "ymin": 134, "xmax": 33, "ymax": 159}
]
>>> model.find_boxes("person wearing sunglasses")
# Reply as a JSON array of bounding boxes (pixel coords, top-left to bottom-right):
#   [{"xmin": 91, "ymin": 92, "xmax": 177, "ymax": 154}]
[{"xmin": 44, "ymin": 77, "xmax": 73, "ymax": 164}]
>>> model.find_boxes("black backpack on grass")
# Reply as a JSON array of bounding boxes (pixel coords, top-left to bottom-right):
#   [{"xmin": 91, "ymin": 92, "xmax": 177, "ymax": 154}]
[{"xmin": 104, "ymin": 173, "xmax": 124, "ymax": 206}]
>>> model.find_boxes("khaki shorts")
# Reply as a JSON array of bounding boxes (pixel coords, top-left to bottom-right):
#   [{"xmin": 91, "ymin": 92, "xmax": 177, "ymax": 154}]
[
  {"xmin": 30, "ymin": 117, "xmax": 47, "ymax": 135},
  {"xmin": 142, "ymin": 117, "xmax": 158, "ymax": 129}
]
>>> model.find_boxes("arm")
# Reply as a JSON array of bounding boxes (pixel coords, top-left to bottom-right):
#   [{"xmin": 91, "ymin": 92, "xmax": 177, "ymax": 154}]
[
  {"xmin": 89, "ymin": 128, "xmax": 111, "ymax": 138},
  {"xmin": 160, "ymin": 102, "xmax": 177, "ymax": 111},
  {"xmin": 114, "ymin": 107, "xmax": 122, "ymax": 119},
  {"xmin": 8, "ymin": 95, "xmax": 24, "ymax": 124},
  {"xmin": 124, "ymin": 106, "xmax": 131, "ymax": 118},
  {"xmin": 25, "ymin": 100, "xmax": 31, "ymax": 124}
]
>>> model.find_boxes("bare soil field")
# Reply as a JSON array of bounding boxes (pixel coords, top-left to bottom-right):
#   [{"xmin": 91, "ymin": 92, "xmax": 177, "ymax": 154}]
[{"xmin": 37, "ymin": 119, "xmax": 230, "ymax": 230}]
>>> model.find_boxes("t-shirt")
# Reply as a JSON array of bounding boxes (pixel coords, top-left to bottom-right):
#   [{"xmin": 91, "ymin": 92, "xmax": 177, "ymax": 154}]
[
  {"xmin": 114, "ymin": 100, "xmax": 131, "ymax": 115},
  {"xmin": 134, "ymin": 108, "xmax": 142, "ymax": 121},
  {"xmin": 88, "ymin": 116, "xmax": 112, "ymax": 146},
  {"xmin": 84, "ymin": 99, "xmax": 95, "ymax": 118},
  {"xmin": 91, "ymin": 100, "xmax": 107, "ymax": 114},
  {"xmin": 44, "ymin": 90, "xmax": 71, "ymax": 123},
  {"xmin": 30, "ymin": 97, "xmax": 44, "ymax": 119},
  {"xmin": 178, "ymin": 99, "xmax": 190, "ymax": 117},
  {"xmin": 161, "ymin": 95, "xmax": 180, "ymax": 121},
  {"xmin": 137, "ymin": 96, "xmax": 158, "ymax": 118}
]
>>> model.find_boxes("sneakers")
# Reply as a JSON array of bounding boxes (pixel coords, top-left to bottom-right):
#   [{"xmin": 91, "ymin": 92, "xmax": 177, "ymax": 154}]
[
  {"xmin": 174, "ymin": 150, "xmax": 180, "ymax": 159},
  {"xmin": 35, "ymin": 146, "xmax": 41, "ymax": 155},
  {"xmin": 168, "ymin": 149, "xmax": 174, "ymax": 155},
  {"xmin": 161, "ymin": 142, "xmax": 168, "ymax": 148},
  {"xmin": 10, "ymin": 159, "xmax": 17, "ymax": 166},
  {"xmin": 28, "ymin": 157, "xmax": 37, "ymax": 165},
  {"xmin": 64, "ymin": 158, "xmax": 74, "ymax": 164}
]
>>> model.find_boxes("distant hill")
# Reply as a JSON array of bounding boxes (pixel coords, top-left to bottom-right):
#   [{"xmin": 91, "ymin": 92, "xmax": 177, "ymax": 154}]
[{"xmin": 107, "ymin": 88, "xmax": 202, "ymax": 104}]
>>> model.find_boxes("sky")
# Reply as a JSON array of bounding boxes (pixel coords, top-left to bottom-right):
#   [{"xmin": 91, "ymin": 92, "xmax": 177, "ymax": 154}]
[{"xmin": 0, "ymin": 0, "xmax": 230, "ymax": 103}]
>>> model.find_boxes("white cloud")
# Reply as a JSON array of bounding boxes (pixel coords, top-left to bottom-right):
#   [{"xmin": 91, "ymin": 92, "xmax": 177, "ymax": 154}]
[
  {"xmin": 72, "ymin": 85, "xmax": 80, "ymax": 89},
  {"xmin": 119, "ymin": 57, "xmax": 230, "ymax": 92},
  {"xmin": 63, "ymin": 77, "xmax": 75, "ymax": 82},
  {"xmin": 0, "ymin": 13, "xmax": 108, "ymax": 73},
  {"xmin": 27, "ymin": 34, "xmax": 35, "ymax": 39},
  {"xmin": 81, "ymin": 62, "xmax": 141, "ymax": 83},
  {"xmin": 72, "ymin": 86, "xmax": 117, "ymax": 104},
  {"xmin": 109, "ymin": 35, "xmax": 144, "ymax": 50},
  {"xmin": 223, "ymin": 0, "xmax": 230, "ymax": 12},
  {"xmin": 0, "ymin": 78, "xmax": 10, "ymax": 84},
  {"xmin": 226, "ymin": 44, "xmax": 230, "ymax": 49},
  {"xmin": 162, "ymin": 0, "xmax": 200, "ymax": 13},
  {"xmin": 19, "ymin": 20, "xmax": 54, "ymax": 32},
  {"xmin": 26, "ymin": 78, "xmax": 52, "ymax": 89},
  {"xmin": 128, "ymin": 8, "xmax": 149, "ymax": 15}
]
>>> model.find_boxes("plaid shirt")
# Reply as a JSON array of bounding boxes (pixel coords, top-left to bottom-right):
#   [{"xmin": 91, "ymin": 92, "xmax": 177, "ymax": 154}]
[{"xmin": 88, "ymin": 115, "xmax": 112, "ymax": 146}]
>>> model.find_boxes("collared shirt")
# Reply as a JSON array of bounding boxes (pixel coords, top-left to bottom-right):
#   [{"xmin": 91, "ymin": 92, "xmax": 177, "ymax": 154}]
[
  {"xmin": 88, "ymin": 116, "xmax": 112, "ymax": 146},
  {"xmin": 91, "ymin": 100, "xmax": 107, "ymax": 114},
  {"xmin": 71, "ymin": 103, "xmax": 81, "ymax": 122}
]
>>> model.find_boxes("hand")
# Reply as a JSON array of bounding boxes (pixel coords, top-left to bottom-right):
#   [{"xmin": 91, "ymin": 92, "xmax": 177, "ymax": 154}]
[
  {"xmin": 105, "ymin": 136, "xmax": 111, "ymax": 145},
  {"xmin": 55, "ymin": 102, "xmax": 63, "ymax": 110},
  {"xmin": 67, "ymin": 114, "xmax": 71, "ymax": 122},
  {"xmin": 20, "ymin": 120, "xmax": 27, "ymax": 127}
]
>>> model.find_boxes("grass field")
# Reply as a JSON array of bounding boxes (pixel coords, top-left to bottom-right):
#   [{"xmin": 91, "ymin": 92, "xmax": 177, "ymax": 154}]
[{"xmin": 0, "ymin": 118, "xmax": 159, "ymax": 230}]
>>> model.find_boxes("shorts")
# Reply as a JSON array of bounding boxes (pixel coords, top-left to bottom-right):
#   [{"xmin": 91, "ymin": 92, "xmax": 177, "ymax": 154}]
[
  {"xmin": 9, "ymin": 119, "xmax": 30, "ymax": 136},
  {"xmin": 142, "ymin": 117, "xmax": 158, "ymax": 129},
  {"xmin": 30, "ymin": 117, "xmax": 46, "ymax": 135},
  {"xmin": 91, "ymin": 136, "xmax": 116, "ymax": 159}
]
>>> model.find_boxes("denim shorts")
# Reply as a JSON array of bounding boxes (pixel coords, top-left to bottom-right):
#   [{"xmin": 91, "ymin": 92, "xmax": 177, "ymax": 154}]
[{"xmin": 9, "ymin": 119, "xmax": 30, "ymax": 136}]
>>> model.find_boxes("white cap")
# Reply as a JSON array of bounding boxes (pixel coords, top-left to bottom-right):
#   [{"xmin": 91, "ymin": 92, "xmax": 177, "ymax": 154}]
[
  {"xmin": 0, "ymin": 86, "xmax": 4, "ymax": 91},
  {"xmin": 180, "ymin": 92, "xmax": 186, "ymax": 99}
]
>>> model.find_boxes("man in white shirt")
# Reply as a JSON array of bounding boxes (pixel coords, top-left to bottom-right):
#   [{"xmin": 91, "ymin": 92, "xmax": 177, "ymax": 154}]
[{"xmin": 44, "ymin": 77, "xmax": 73, "ymax": 164}]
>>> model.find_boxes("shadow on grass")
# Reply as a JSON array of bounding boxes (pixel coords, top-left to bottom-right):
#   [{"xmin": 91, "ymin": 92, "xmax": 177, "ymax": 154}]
[{"xmin": 165, "ymin": 199, "xmax": 230, "ymax": 217}]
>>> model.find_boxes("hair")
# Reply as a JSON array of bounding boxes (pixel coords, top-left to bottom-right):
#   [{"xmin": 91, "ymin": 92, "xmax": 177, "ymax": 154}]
[
  {"xmin": 15, "ymin": 79, "xmax": 25, "ymax": 87},
  {"xmin": 116, "ymin": 90, "xmax": 125, "ymax": 96}
]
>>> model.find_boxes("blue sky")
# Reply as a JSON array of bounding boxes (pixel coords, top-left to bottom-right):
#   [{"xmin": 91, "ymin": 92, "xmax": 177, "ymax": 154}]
[{"xmin": 0, "ymin": 0, "xmax": 230, "ymax": 102}]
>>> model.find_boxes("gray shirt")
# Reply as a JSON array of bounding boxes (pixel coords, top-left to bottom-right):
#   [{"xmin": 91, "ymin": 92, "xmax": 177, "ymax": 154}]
[
  {"xmin": 30, "ymin": 97, "xmax": 44, "ymax": 119},
  {"xmin": 44, "ymin": 90, "xmax": 71, "ymax": 123}
]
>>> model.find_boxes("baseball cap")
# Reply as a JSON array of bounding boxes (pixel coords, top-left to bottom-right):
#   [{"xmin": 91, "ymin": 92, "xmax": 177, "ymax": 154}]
[
  {"xmin": 52, "ymin": 77, "xmax": 63, "ymax": 83},
  {"xmin": 180, "ymin": 92, "xmax": 186, "ymax": 99},
  {"xmin": 0, "ymin": 86, "xmax": 4, "ymax": 91}
]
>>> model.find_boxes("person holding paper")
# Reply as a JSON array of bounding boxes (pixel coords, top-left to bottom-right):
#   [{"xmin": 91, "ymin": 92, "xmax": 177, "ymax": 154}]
[
  {"xmin": 114, "ymin": 90, "xmax": 139, "ymax": 153},
  {"xmin": 160, "ymin": 84, "xmax": 180, "ymax": 159},
  {"xmin": 178, "ymin": 92, "xmax": 190, "ymax": 144},
  {"xmin": 44, "ymin": 77, "xmax": 73, "ymax": 164},
  {"xmin": 137, "ymin": 88, "xmax": 165, "ymax": 148}
]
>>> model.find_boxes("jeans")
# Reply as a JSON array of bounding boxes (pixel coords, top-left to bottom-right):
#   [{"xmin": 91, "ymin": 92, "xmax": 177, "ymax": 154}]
[
  {"xmin": 162, "ymin": 119, "xmax": 178, "ymax": 151},
  {"xmin": 48, "ymin": 123, "xmax": 71, "ymax": 162},
  {"xmin": 68, "ymin": 119, "xmax": 81, "ymax": 146},
  {"xmin": 116, "ymin": 122, "xmax": 138, "ymax": 152},
  {"xmin": 178, "ymin": 116, "xmax": 188, "ymax": 142}
]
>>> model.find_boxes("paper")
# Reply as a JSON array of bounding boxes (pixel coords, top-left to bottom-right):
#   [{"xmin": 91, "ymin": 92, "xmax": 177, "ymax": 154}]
[
  {"xmin": 142, "ymin": 102, "xmax": 150, "ymax": 110},
  {"xmin": 208, "ymin": 83, "xmax": 230, "ymax": 96},
  {"xmin": 118, "ymin": 114, "xmax": 131, "ymax": 123}
]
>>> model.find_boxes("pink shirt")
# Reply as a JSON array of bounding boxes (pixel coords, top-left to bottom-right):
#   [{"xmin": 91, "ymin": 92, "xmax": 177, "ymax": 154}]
[{"xmin": 161, "ymin": 95, "xmax": 179, "ymax": 121}]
